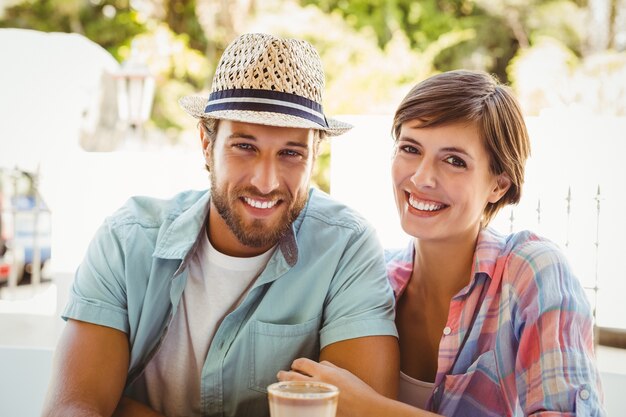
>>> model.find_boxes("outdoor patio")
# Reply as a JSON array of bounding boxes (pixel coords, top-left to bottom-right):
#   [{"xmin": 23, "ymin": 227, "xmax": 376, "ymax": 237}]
[{"xmin": 1, "ymin": 19, "xmax": 625, "ymax": 416}]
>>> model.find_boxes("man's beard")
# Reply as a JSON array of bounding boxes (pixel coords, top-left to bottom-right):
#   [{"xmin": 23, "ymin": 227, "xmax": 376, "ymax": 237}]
[{"xmin": 210, "ymin": 175, "xmax": 308, "ymax": 249}]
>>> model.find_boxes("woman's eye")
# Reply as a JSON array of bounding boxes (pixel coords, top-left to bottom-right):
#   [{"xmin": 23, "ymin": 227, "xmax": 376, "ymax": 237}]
[
  {"xmin": 399, "ymin": 144, "xmax": 418, "ymax": 154},
  {"xmin": 445, "ymin": 155, "xmax": 467, "ymax": 168}
]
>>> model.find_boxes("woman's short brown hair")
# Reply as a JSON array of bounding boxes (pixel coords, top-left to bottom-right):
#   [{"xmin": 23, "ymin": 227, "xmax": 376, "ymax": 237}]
[{"xmin": 392, "ymin": 70, "xmax": 531, "ymax": 225}]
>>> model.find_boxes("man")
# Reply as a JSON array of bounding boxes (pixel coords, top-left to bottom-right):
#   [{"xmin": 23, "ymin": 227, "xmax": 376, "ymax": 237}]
[{"xmin": 42, "ymin": 33, "xmax": 399, "ymax": 417}]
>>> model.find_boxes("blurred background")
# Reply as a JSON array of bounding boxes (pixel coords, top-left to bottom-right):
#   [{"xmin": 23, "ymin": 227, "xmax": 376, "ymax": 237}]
[{"xmin": 0, "ymin": 0, "xmax": 625, "ymax": 415}]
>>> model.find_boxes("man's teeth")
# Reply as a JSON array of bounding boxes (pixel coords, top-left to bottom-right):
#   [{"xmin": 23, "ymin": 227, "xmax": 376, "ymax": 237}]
[
  {"xmin": 244, "ymin": 197, "xmax": 278, "ymax": 209},
  {"xmin": 408, "ymin": 195, "xmax": 445, "ymax": 211}
]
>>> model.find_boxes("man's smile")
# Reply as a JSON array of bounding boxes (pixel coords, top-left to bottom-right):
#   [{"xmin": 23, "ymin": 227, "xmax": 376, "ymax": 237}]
[{"xmin": 242, "ymin": 197, "xmax": 279, "ymax": 210}]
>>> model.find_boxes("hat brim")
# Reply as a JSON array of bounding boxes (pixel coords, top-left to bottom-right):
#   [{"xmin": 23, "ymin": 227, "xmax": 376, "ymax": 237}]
[{"xmin": 179, "ymin": 96, "xmax": 352, "ymax": 136}]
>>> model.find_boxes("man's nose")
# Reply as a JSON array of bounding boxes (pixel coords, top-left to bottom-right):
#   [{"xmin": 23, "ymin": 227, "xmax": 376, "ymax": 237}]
[{"xmin": 250, "ymin": 157, "xmax": 280, "ymax": 195}]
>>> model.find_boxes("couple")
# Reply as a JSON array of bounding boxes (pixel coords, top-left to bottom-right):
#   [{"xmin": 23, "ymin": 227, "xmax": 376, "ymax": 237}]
[{"xmin": 42, "ymin": 33, "xmax": 604, "ymax": 417}]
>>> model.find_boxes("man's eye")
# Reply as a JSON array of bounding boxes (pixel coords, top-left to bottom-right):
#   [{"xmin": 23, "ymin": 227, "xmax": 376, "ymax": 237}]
[
  {"xmin": 444, "ymin": 155, "xmax": 467, "ymax": 168},
  {"xmin": 281, "ymin": 149, "xmax": 302, "ymax": 157}
]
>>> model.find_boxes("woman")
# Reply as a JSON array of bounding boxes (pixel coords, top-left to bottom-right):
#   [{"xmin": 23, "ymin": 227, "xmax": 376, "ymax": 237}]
[{"xmin": 278, "ymin": 70, "xmax": 605, "ymax": 416}]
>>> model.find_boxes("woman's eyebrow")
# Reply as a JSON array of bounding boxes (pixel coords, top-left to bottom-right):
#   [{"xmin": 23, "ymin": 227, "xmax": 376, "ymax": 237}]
[
  {"xmin": 441, "ymin": 146, "xmax": 472, "ymax": 158},
  {"xmin": 397, "ymin": 136, "xmax": 420, "ymax": 145}
]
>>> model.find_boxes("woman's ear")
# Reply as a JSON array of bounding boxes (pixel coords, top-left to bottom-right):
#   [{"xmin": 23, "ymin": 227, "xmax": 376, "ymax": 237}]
[{"xmin": 488, "ymin": 173, "xmax": 512, "ymax": 204}]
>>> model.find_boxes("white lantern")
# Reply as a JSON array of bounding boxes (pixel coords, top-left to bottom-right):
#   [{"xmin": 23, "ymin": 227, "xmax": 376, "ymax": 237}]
[{"xmin": 113, "ymin": 49, "xmax": 155, "ymax": 137}]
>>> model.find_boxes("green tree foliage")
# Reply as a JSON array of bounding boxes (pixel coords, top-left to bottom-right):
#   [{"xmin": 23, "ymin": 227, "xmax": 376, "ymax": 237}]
[
  {"xmin": 165, "ymin": 0, "xmax": 207, "ymax": 53},
  {"xmin": 125, "ymin": 23, "xmax": 212, "ymax": 132},
  {"xmin": 300, "ymin": 0, "xmax": 519, "ymax": 80},
  {"xmin": 303, "ymin": 0, "xmax": 477, "ymax": 49},
  {"xmin": 299, "ymin": 0, "xmax": 592, "ymax": 82},
  {"xmin": 508, "ymin": 36, "xmax": 626, "ymax": 115},
  {"xmin": 0, "ymin": 0, "xmax": 146, "ymax": 60}
]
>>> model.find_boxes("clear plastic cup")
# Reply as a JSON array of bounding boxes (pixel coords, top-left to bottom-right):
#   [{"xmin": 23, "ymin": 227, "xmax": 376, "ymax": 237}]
[{"xmin": 267, "ymin": 381, "xmax": 339, "ymax": 417}]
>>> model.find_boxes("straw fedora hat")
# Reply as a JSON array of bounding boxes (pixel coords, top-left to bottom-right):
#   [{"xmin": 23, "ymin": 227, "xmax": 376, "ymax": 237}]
[{"xmin": 179, "ymin": 33, "xmax": 352, "ymax": 136}]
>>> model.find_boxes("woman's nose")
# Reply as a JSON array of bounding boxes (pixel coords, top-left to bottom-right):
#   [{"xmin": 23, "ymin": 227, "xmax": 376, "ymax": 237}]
[{"xmin": 410, "ymin": 159, "xmax": 437, "ymax": 189}]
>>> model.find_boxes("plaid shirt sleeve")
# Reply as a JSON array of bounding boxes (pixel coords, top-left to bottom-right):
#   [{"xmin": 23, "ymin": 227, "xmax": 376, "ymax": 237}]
[{"xmin": 506, "ymin": 237, "xmax": 605, "ymax": 416}]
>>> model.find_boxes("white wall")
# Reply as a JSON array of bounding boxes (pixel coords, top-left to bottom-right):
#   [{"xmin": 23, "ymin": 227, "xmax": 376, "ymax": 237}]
[
  {"xmin": 0, "ymin": 29, "xmax": 209, "ymax": 274},
  {"xmin": 0, "ymin": 346, "xmax": 53, "ymax": 417}
]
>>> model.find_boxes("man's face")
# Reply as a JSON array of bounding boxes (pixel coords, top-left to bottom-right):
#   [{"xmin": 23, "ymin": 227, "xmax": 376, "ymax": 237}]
[{"xmin": 203, "ymin": 120, "xmax": 316, "ymax": 257}]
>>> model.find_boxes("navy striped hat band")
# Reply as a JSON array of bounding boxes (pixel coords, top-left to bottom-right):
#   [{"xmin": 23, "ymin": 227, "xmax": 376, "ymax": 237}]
[{"xmin": 204, "ymin": 88, "xmax": 329, "ymax": 128}]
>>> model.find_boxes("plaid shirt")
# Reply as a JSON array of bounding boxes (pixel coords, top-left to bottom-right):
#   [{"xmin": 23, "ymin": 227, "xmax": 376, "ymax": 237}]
[{"xmin": 386, "ymin": 227, "xmax": 605, "ymax": 416}]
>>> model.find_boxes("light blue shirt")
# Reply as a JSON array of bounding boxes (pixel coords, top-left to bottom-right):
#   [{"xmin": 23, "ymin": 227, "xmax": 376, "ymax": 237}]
[{"xmin": 62, "ymin": 188, "xmax": 397, "ymax": 417}]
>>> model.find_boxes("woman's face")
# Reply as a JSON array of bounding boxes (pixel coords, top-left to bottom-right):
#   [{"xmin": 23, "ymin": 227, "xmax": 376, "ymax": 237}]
[{"xmin": 391, "ymin": 120, "xmax": 510, "ymax": 244}]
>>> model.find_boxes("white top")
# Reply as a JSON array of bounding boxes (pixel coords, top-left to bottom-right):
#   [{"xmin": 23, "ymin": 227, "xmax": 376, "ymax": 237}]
[
  {"xmin": 398, "ymin": 371, "xmax": 435, "ymax": 410},
  {"xmin": 134, "ymin": 231, "xmax": 275, "ymax": 416}
]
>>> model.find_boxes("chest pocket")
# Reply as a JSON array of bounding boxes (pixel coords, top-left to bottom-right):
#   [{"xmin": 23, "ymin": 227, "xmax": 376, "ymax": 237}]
[
  {"xmin": 248, "ymin": 316, "xmax": 321, "ymax": 393},
  {"xmin": 434, "ymin": 350, "xmax": 510, "ymax": 417}
]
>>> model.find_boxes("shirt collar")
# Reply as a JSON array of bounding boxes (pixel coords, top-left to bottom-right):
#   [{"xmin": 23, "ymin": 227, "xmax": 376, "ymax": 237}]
[
  {"xmin": 386, "ymin": 240, "xmax": 414, "ymax": 299},
  {"xmin": 152, "ymin": 188, "xmax": 314, "ymax": 268},
  {"xmin": 152, "ymin": 191, "xmax": 210, "ymax": 261},
  {"xmin": 470, "ymin": 227, "xmax": 507, "ymax": 282},
  {"xmin": 387, "ymin": 227, "xmax": 508, "ymax": 299}
]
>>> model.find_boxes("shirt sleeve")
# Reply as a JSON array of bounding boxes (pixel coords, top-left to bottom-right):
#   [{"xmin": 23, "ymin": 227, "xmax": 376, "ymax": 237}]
[
  {"xmin": 508, "ymin": 240, "xmax": 606, "ymax": 416},
  {"xmin": 319, "ymin": 225, "xmax": 398, "ymax": 348},
  {"xmin": 61, "ymin": 217, "xmax": 130, "ymax": 333}
]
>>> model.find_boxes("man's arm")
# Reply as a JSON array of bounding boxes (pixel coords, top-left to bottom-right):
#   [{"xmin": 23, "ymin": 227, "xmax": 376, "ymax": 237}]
[
  {"xmin": 41, "ymin": 319, "xmax": 130, "ymax": 417},
  {"xmin": 319, "ymin": 335, "xmax": 399, "ymax": 398},
  {"xmin": 112, "ymin": 397, "xmax": 166, "ymax": 417}
]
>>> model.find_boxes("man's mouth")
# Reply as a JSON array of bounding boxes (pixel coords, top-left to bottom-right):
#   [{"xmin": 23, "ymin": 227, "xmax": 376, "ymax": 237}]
[
  {"xmin": 243, "ymin": 197, "xmax": 279, "ymax": 209},
  {"xmin": 407, "ymin": 193, "xmax": 448, "ymax": 212}
]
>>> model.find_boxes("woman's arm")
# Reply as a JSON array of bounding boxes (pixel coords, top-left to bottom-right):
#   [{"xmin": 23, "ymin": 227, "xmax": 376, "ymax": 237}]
[
  {"xmin": 278, "ymin": 358, "xmax": 439, "ymax": 417},
  {"xmin": 509, "ymin": 240, "xmax": 606, "ymax": 416}
]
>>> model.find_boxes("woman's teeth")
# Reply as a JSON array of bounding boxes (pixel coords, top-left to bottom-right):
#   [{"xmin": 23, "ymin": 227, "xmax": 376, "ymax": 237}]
[{"xmin": 408, "ymin": 195, "xmax": 445, "ymax": 211}]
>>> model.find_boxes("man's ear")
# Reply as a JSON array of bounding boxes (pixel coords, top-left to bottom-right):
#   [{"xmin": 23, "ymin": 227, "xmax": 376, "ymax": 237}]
[
  {"xmin": 200, "ymin": 126, "xmax": 211, "ymax": 162},
  {"xmin": 488, "ymin": 173, "xmax": 512, "ymax": 204}
]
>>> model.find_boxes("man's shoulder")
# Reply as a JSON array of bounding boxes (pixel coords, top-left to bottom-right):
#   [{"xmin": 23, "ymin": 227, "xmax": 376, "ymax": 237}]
[
  {"xmin": 106, "ymin": 189, "xmax": 209, "ymax": 230},
  {"xmin": 304, "ymin": 188, "xmax": 372, "ymax": 233}
]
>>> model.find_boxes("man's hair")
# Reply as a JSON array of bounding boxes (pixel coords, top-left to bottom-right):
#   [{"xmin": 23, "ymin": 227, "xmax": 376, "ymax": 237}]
[
  {"xmin": 392, "ymin": 70, "xmax": 531, "ymax": 225},
  {"xmin": 199, "ymin": 119, "xmax": 325, "ymax": 173},
  {"xmin": 199, "ymin": 119, "xmax": 218, "ymax": 173}
]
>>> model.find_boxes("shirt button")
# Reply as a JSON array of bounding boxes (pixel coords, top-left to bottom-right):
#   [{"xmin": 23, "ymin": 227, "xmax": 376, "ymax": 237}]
[
  {"xmin": 579, "ymin": 389, "xmax": 590, "ymax": 400},
  {"xmin": 443, "ymin": 326, "xmax": 452, "ymax": 336}
]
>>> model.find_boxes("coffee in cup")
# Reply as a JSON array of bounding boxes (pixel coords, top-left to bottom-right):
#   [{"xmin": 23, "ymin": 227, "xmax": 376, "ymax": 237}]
[{"xmin": 267, "ymin": 381, "xmax": 339, "ymax": 417}]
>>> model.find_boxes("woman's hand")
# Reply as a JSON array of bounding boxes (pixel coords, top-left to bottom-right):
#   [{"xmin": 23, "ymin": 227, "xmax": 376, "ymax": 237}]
[{"xmin": 277, "ymin": 358, "xmax": 384, "ymax": 417}]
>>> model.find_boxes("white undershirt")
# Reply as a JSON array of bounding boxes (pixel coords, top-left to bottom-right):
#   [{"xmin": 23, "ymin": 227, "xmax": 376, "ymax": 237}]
[
  {"xmin": 135, "ymin": 231, "xmax": 275, "ymax": 417},
  {"xmin": 399, "ymin": 371, "xmax": 435, "ymax": 410}
]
